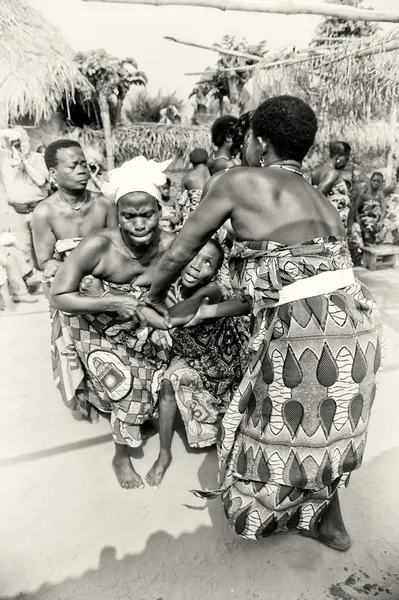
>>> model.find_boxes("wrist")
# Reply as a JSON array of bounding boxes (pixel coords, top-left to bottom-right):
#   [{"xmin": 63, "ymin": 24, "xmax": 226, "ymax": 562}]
[{"xmin": 205, "ymin": 304, "xmax": 217, "ymax": 319}]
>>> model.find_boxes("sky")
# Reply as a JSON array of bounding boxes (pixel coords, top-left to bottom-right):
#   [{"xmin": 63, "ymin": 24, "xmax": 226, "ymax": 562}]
[{"xmin": 28, "ymin": 0, "xmax": 398, "ymax": 100}]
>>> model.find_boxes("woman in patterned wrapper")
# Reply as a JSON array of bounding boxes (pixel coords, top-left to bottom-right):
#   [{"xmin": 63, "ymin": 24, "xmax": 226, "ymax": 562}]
[
  {"xmin": 178, "ymin": 149, "xmax": 210, "ymax": 224},
  {"xmin": 146, "ymin": 96, "xmax": 384, "ymax": 552}
]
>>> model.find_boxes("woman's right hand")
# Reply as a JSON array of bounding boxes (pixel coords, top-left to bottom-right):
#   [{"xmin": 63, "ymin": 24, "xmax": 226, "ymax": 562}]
[
  {"xmin": 184, "ymin": 297, "xmax": 211, "ymax": 328},
  {"xmin": 111, "ymin": 296, "xmax": 147, "ymax": 324}
]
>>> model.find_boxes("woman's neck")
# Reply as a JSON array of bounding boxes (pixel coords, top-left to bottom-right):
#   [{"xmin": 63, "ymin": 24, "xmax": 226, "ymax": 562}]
[{"xmin": 58, "ymin": 188, "xmax": 87, "ymax": 206}]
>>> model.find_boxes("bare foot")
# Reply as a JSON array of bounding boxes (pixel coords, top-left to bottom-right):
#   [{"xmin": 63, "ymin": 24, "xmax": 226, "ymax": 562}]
[
  {"xmin": 112, "ymin": 454, "xmax": 144, "ymax": 490},
  {"xmin": 146, "ymin": 451, "xmax": 172, "ymax": 489}
]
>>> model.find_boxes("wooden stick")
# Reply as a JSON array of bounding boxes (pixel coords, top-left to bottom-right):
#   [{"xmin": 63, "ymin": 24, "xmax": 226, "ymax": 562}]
[
  {"xmin": 311, "ymin": 36, "xmax": 374, "ymax": 43},
  {"xmin": 185, "ymin": 53, "xmax": 323, "ymax": 75},
  {"xmin": 81, "ymin": 0, "xmax": 399, "ymax": 23},
  {"xmin": 164, "ymin": 36, "xmax": 262, "ymax": 61}
]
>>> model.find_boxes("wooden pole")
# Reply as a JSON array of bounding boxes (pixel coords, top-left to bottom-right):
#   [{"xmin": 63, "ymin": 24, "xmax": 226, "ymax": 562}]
[
  {"xmin": 164, "ymin": 36, "xmax": 262, "ymax": 61},
  {"xmin": 81, "ymin": 0, "xmax": 399, "ymax": 23},
  {"xmin": 185, "ymin": 52, "xmax": 323, "ymax": 75},
  {"xmin": 386, "ymin": 101, "xmax": 397, "ymax": 186}
]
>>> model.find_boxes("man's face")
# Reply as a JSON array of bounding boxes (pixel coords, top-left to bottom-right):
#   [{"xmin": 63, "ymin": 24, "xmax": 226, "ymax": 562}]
[
  {"xmin": 370, "ymin": 174, "xmax": 383, "ymax": 192},
  {"xmin": 51, "ymin": 146, "xmax": 89, "ymax": 192},
  {"xmin": 181, "ymin": 242, "xmax": 221, "ymax": 289},
  {"xmin": 118, "ymin": 192, "xmax": 160, "ymax": 248}
]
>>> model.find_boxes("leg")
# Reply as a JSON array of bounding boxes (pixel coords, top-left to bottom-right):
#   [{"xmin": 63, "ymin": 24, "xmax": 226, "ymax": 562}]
[
  {"xmin": 0, "ymin": 280, "xmax": 13, "ymax": 311},
  {"xmin": 112, "ymin": 442, "xmax": 145, "ymax": 490},
  {"xmin": 4, "ymin": 254, "xmax": 37, "ymax": 302},
  {"xmin": 146, "ymin": 380, "xmax": 176, "ymax": 488},
  {"xmin": 13, "ymin": 212, "xmax": 34, "ymax": 268},
  {"xmin": 301, "ymin": 490, "xmax": 351, "ymax": 552}
]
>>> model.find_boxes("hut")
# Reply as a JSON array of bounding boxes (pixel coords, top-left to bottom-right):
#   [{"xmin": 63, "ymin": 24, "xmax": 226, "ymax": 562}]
[
  {"xmin": 250, "ymin": 31, "xmax": 399, "ymax": 180},
  {"xmin": 0, "ymin": 0, "xmax": 91, "ymax": 148}
]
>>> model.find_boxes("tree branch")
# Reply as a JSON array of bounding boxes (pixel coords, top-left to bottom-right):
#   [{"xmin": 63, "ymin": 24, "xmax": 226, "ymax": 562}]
[
  {"xmin": 81, "ymin": 0, "xmax": 399, "ymax": 23},
  {"xmin": 164, "ymin": 36, "xmax": 263, "ymax": 61}
]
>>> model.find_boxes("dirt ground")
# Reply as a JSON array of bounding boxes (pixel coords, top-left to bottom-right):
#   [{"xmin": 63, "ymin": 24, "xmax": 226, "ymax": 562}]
[{"xmin": 1, "ymin": 266, "xmax": 399, "ymax": 600}]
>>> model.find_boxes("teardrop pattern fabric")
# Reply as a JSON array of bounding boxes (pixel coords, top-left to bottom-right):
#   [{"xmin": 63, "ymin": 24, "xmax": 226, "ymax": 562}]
[{"xmin": 198, "ymin": 236, "xmax": 384, "ymax": 540}]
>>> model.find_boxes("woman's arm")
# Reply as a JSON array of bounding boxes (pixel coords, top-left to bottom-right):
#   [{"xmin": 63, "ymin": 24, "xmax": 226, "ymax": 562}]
[
  {"xmin": 317, "ymin": 168, "xmax": 339, "ymax": 196},
  {"xmin": 203, "ymin": 298, "xmax": 250, "ymax": 319},
  {"xmin": 147, "ymin": 173, "xmax": 235, "ymax": 303}
]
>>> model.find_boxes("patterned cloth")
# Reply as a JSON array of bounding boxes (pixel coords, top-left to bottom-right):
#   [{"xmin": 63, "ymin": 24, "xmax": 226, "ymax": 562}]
[
  {"xmin": 193, "ymin": 237, "xmax": 384, "ymax": 540},
  {"xmin": 359, "ymin": 190, "xmax": 385, "ymax": 245},
  {"xmin": 326, "ymin": 178, "xmax": 351, "ymax": 231},
  {"xmin": 60, "ymin": 282, "xmax": 171, "ymax": 447},
  {"xmin": 380, "ymin": 190, "xmax": 399, "ymax": 245},
  {"xmin": 159, "ymin": 203, "xmax": 180, "ymax": 233},
  {"xmin": 178, "ymin": 189, "xmax": 202, "ymax": 223},
  {"xmin": 43, "ymin": 239, "xmax": 91, "ymax": 418},
  {"xmin": 165, "ymin": 280, "xmax": 248, "ymax": 448}
]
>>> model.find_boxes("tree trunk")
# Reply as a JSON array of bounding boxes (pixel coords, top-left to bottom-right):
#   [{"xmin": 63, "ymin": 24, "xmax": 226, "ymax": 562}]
[
  {"xmin": 227, "ymin": 75, "xmax": 240, "ymax": 116},
  {"xmin": 114, "ymin": 98, "xmax": 124, "ymax": 127},
  {"xmin": 98, "ymin": 90, "xmax": 115, "ymax": 171},
  {"xmin": 218, "ymin": 96, "xmax": 224, "ymax": 117},
  {"xmin": 82, "ymin": 0, "xmax": 399, "ymax": 23}
]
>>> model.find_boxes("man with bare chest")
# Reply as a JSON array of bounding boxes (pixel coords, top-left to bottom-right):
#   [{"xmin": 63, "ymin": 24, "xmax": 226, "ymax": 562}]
[
  {"xmin": 32, "ymin": 140, "xmax": 117, "ymax": 422},
  {"xmin": 49, "ymin": 157, "xmax": 175, "ymax": 488}
]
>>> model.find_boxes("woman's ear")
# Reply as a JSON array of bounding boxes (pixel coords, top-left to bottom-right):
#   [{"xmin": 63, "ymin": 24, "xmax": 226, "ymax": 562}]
[{"xmin": 257, "ymin": 137, "xmax": 268, "ymax": 156}]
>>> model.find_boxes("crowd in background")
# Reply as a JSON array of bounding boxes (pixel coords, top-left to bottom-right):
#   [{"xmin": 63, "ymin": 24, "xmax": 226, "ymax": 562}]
[{"xmin": 0, "ymin": 116, "xmax": 399, "ymax": 310}]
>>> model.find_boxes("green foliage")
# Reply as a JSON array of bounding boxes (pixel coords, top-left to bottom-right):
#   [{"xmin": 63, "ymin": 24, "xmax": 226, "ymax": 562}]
[
  {"xmin": 75, "ymin": 49, "xmax": 120, "ymax": 94},
  {"xmin": 124, "ymin": 89, "xmax": 183, "ymax": 123}
]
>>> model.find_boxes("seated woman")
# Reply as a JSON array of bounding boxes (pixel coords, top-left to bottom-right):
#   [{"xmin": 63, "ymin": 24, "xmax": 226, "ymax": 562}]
[
  {"xmin": 159, "ymin": 177, "xmax": 181, "ymax": 233},
  {"xmin": 358, "ymin": 172, "xmax": 386, "ymax": 245},
  {"xmin": 142, "ymin": 238, "xmax": 249, "ymax": 488},
  {"xmin": 147, "ymin": 96, "xmax": 384, "ymax": 551}
]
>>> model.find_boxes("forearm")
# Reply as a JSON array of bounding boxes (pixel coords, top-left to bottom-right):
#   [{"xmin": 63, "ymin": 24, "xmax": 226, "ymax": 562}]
[
  {"xmin": 23, "ymin": 161, "xmax": 46, "ymax": 187},
  {"xmin": 140, "ymin": 307, "xmax": 168, "ymax": 329},
  {"xmin": 50, "ymin": 290, "xmax": 114, "ymax": 314},
  {"xmin": 206, "ymin": 298, "xmax": 250, "ymax": 319},
  {"xmin": 318, "ymin": 182, "xmax": 334, "ymax": 196}
]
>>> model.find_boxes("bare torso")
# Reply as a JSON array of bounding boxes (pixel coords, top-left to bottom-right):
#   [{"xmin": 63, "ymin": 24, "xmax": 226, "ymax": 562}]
[
  {"xmin": 220, "ymin": 167, "xmax": 345, "ymax": 245},
  {"xmin": 207, "ymin": 154, "xmax": 235, "ymax": 176},
  {"xmin": 182, "ymin": 165, "xmax": 210, "ymax": 191}
]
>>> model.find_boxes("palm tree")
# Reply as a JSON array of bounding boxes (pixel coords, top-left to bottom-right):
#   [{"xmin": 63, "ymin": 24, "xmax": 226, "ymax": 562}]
[{"xmin": 75, "ymin": 50, "xmax": 147, "ymax": 170}]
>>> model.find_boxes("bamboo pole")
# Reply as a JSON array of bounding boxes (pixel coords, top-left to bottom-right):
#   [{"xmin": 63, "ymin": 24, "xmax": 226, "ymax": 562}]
[
  {"xmin": 164, "ymin": 36, "xmax": 262, "ymax": 61},
  {"xmin": 81, "ymin": 0, "xmax": 399, "ymax": 23}
]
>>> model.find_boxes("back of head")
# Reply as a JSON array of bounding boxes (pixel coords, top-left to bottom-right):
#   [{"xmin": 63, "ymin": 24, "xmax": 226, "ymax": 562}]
[
  {"xmin": 45, "ymin": 139, "xmax": 81, "ymax": 170},
  {"xmin": 211, "ymin": 115, "xmax": 238, "ymax": 148},
  {"xmin": 329, "ymin": 141, "xmax": 351, "ymax": 159},
  {"xmin": 190, "ymin": 148, "xmax": 208, "ymax": 166},
  {"xmin": 252, "ymin": 95, "xmax": 317, "ymax": 162}
]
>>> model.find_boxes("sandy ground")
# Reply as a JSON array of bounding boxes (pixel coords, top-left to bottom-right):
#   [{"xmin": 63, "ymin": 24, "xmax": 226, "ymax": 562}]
[{"xmin": 1, "ymin": 266, "xmax": 399, "ymax": 600}]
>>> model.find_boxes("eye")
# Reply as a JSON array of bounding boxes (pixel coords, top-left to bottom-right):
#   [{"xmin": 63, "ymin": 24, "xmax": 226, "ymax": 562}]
[{"xmin": 205, "ymin": 259, "xmax": 212, "ymax": 267}]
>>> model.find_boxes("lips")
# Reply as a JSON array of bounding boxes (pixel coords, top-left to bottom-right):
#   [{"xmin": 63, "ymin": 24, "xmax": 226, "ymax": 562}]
[{"xmin": 183, "ymin": 272, "xmax": 198, "ymax": 284}]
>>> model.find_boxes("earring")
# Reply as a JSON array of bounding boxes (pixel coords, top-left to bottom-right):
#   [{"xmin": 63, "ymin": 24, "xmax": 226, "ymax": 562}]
[{"xmin": 260, "ymin": 154, "xmax": 265, "ymax": 168}]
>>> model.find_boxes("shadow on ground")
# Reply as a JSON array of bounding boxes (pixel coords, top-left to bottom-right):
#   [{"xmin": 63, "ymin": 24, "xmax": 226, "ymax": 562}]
[{"xmin": 4, "ymin": 449, "xmax": 399, "ymax": 600}]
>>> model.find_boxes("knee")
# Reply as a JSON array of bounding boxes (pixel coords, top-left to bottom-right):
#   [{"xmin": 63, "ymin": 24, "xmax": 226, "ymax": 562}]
[{"xmin": 160, "ymin": 380, "xmax": 176, "ymax": 403}]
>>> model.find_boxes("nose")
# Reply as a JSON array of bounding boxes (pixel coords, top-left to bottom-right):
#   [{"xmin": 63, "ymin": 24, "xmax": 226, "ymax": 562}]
[
  {"xmin": 133, "ymin": 217, "xmax": 145, "ymax": 231},
  {"xmin": 190, "ymin": 257, "xmax": 201, "ymax": 272}
]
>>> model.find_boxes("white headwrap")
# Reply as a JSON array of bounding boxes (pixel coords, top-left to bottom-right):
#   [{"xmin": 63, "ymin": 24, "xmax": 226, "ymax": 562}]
[{"xmin": 101, "ymin": 156, "xmax": 173, "ymax": 203}]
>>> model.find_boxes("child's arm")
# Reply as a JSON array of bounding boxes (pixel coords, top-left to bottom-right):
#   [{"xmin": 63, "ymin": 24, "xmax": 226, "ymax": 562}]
[
  {"xmin": 139, "ymin": 306, "xmax": 169, "ymax": 329},
  {"xmin": 184, "ymin": 297, "xmax": 250, "ymax": 328}
]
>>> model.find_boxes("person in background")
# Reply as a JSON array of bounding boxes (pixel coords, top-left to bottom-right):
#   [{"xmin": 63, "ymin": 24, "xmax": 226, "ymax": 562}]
[
  {"xmin": 380, "ymin": 167, "xmax": 399, "ymax": 245},
  {"xmin": 0, "ymin": 127, "xmax": 48, "ymax": 269},
  {"xmin": 207, "ymin": 115, "xmax": 238, "ymax": 175},
  {"xmin": 178, "ymin": 149, "xmax": 210, "ymax": 223},
  {"xmin": 158, "ymin": 177, "xmax": 180, "ymax": 232},
  {"xmin": 147, "ymin": 95, "xmax": 384, "ymax": 551},
  {"xmin": 36, "ymin": 145, "xmax": 46, "ymax": 156},
  {"xmin": 0, "ymin": 208, "xmax": 40, "ymax": 308},
  {"xmin": 32, "ymin": 139, "xmax": 118, "ymax": 424},
  {"xmin": 358, "ymin": 172, "xmax": 386, "ymax": 246},
  {"xmin": 311, "ymin": 141, "xmax": 352, "ymax": 230}
]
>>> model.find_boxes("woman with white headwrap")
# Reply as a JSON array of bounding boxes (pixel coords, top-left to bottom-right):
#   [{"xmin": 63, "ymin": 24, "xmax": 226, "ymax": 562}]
[{"xmin": 49, "ymin": 156, "xmax": 179, "ymax": 490}]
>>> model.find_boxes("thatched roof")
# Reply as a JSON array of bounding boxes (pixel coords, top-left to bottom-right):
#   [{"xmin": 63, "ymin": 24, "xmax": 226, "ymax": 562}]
[
  {"xmin": 68, "ymin": 124, "xmax": 211, "ymax": 167},
  {"xmin": 0, "ymin": 0, "xmax": 92, "ymax": 126}
]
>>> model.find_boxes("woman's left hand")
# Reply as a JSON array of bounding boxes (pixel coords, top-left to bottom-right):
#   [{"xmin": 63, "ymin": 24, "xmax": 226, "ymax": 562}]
[
  {"xmin": 146, "ymin": 294, "xmax": 171, "ymax": 328},
  {"xmin": 184, "ymin": 297, "xmax": 210, "ymax": 328}
]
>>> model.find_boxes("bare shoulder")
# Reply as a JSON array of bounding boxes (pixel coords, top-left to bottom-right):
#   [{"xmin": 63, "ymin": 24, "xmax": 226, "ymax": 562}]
[
  {"xmin": 80, "ymin": 227, "xmax": 115, "ymax": 251},
  {"xmin": 90, "ymin": 192, "xmax": 114, "ymax": 209},
  {"xmin": 32, "ymin": 195, "xmax": 54, "ymax": 220}
]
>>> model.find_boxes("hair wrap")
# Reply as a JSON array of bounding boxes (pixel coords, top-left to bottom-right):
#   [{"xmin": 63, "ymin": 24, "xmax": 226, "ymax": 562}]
[{"xmin": 101, "ymin": 156, "xmax": 173, "ymax": 203}]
